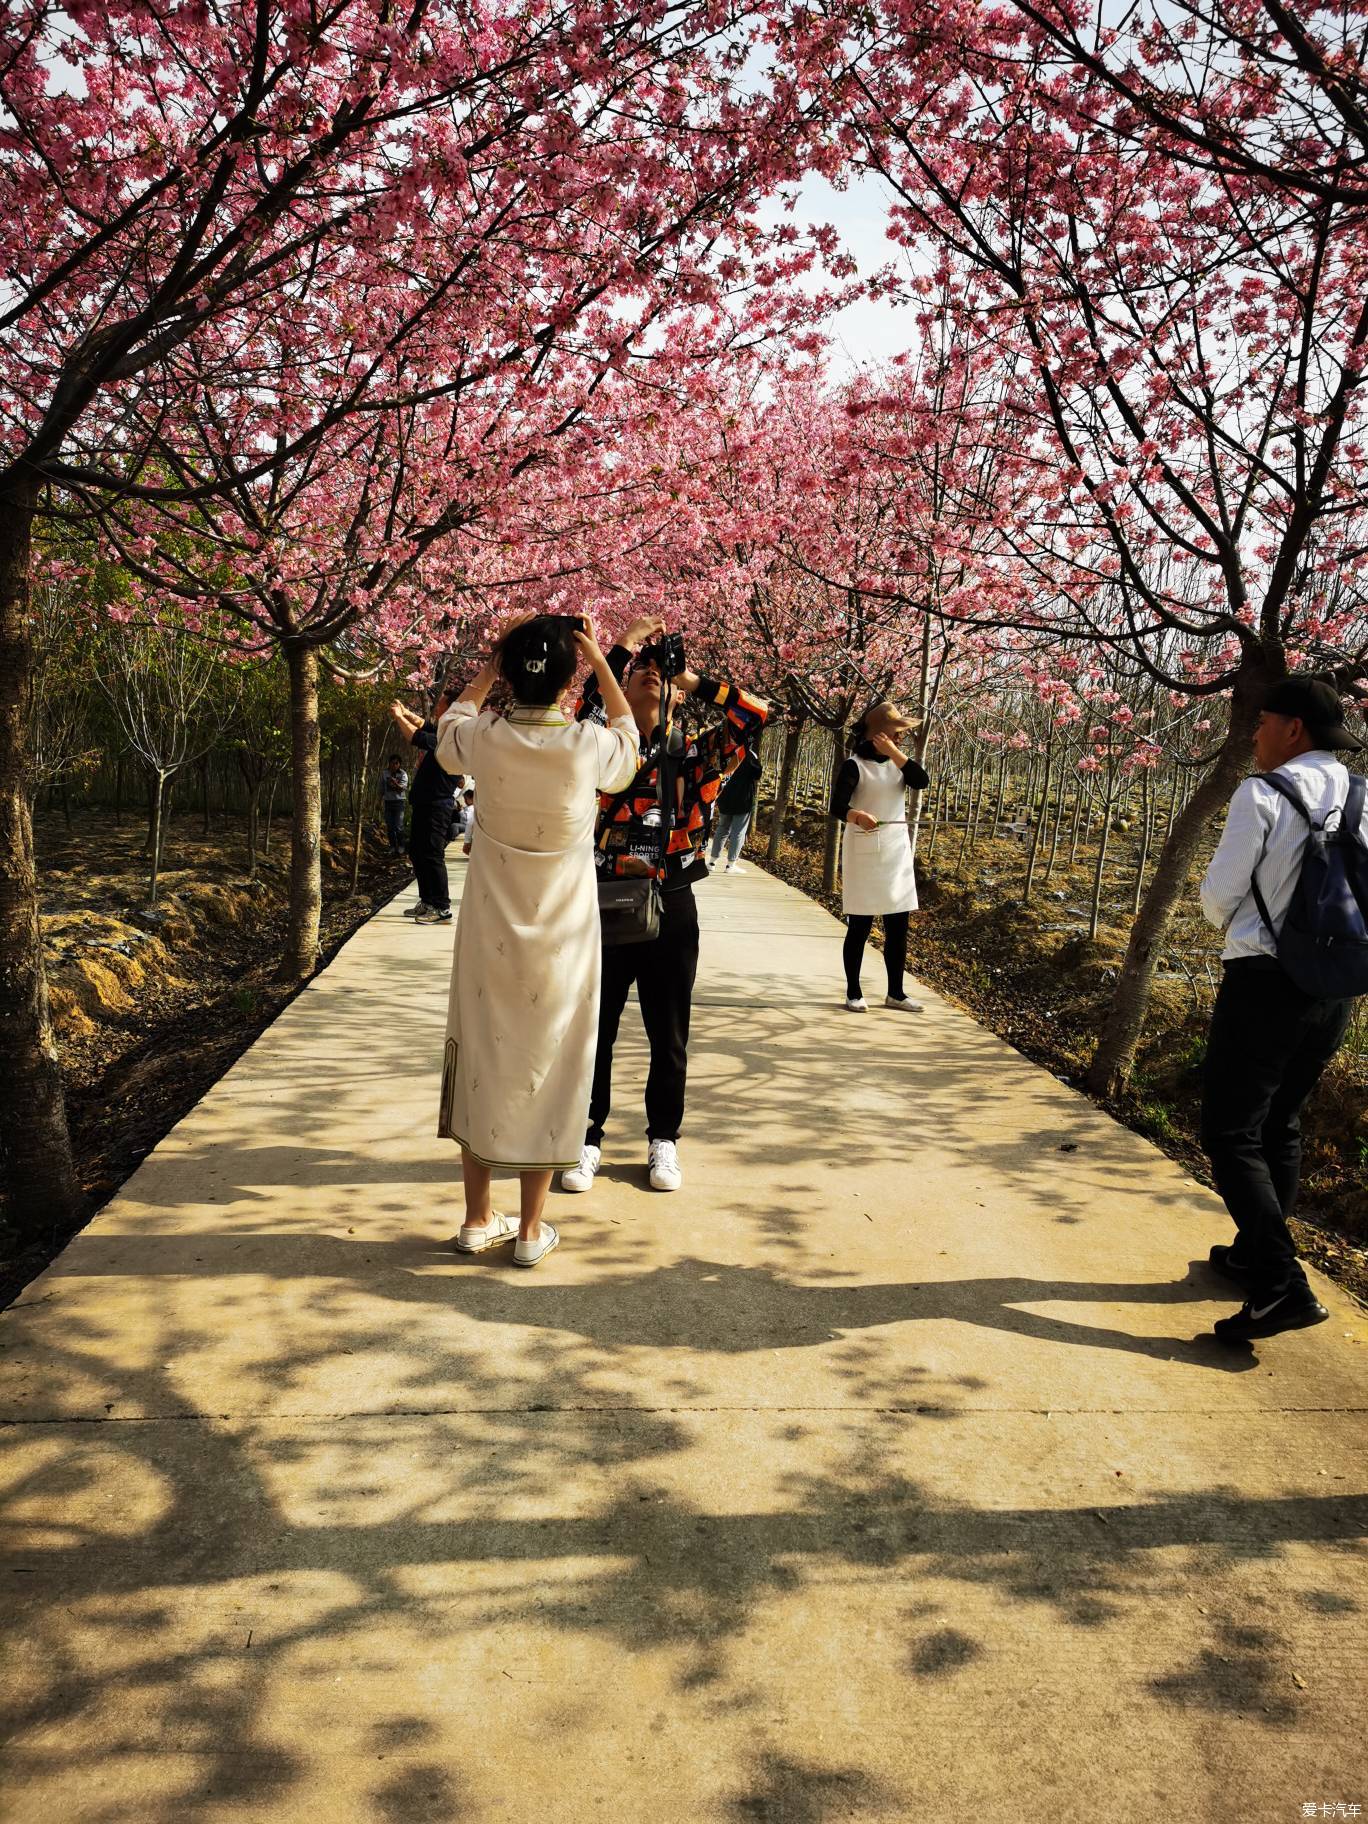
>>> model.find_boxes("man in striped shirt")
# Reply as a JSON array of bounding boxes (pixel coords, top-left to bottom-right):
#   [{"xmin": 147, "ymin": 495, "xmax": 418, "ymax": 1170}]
[
  {"xmin": 563, "ymin": 615, "xmax": 768, "ymax": 1195},
  {"xmin": 1198, "ymin": 676, "xmax": 1366, "ymax": 1343}
]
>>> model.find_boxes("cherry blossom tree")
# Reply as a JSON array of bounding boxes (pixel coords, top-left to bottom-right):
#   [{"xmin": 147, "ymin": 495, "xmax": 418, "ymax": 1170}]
[
  {"xmin": 0, "ymin": 0, "xmax": 825, "ymax": 1224},
  {"xmin": 792, "ymin": 3, "xmax": 1368, "ymax": 1090}
]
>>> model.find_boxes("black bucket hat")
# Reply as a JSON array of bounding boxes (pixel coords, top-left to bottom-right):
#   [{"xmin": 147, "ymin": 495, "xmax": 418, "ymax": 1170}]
[{"xmin": 1261, "ymin": 676, "xmax": 1365, "ymax": 751}]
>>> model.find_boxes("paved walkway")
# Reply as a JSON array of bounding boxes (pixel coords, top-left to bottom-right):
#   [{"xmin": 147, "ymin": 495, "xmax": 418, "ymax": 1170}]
[{"xmin": 2, "ymin": 863, "xmax": 1366, "ymax": 1824}]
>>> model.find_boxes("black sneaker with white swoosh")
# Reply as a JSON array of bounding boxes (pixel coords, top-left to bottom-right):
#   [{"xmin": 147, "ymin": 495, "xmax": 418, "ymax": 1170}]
[{"xmin": 1212, "ymin": 1289, "xmax": 1330, "ymax": 1344}]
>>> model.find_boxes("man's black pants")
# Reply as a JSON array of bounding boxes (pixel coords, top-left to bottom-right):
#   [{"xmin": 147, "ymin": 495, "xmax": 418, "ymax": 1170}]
[
  {"xmin": 408, "ymin": 799, "xmax": 455, "ymax": 911},
  {"xmin": 1199, "ymin": 957, "xmax": 1351, "ymax": 1299},
  {"xmin": 587, "ymin": 884, "xmax": 699, "ymax": 1147}
]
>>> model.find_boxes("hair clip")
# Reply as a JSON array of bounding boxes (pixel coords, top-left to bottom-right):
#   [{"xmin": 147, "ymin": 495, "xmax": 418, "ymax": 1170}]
[{"xmin": 525, "ymin": 657, "xmax": 546, "ymax": 674}]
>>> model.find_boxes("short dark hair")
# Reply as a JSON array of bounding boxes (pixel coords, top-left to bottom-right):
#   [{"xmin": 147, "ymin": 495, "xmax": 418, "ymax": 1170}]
[
  {"xmin": 387, "ymin": 753, "xmax": 401, "ymax": 764},
  {"xmin": 498, "ymin": 616, "xmax": 578, "ymax": 706}
]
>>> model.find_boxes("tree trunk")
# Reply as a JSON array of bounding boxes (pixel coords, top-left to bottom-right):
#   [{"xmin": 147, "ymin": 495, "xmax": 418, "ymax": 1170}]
[
  {"xmin": 238, "ymin": 751, "xmax": 263, "ymax": 877},
  {"xmin": 766, "ymin": 715, "xmax": 805, "ymax": 862},
  {"xmin": 350, "ymin": 718, "xmax": 372, "ymax": 896},
  {"xmin": 157, "ymin": 772, "xmax": 175, "ymax": 881},
  {"xmin": 1131, "ymin": 767, "xmax": 1155, "ymax": 918},
  {"xmin": 1023, "ymin": 730, "xmax": 1053, "ymax": 903},
  {"xmin": 1088, "ymin": 792, "xmax": 1113, "ymax": 942},
  {"xmin": 201, "ymin": 755, "xmax": 211, "ymax": 834},
  {"xmin": 283, "ymin": 641, "xmax": 322, "ymax": 978},
  {"xmin": 821, "ymin": 735, "xmax": 845, "ymax": 897},
  {"xmin": 147, "ymin": 771, "xmax": 167, "ymax": 905},
  {"xmin": 1044, "ymin": 743, "xmax": 1069, "ymax": 881},
  {"xmin": 114, "ymin": 753, "xmax": 124, "ymax": 828},
  {"xmin": 925, "ymin": 773, "xmax": 947, "ymax": 865},
  {"xmin": 1086, "ymin": 685, "xmax": 1261, "ymax": 1097},
  {"xmin": 0, "ymin": 474, "xmax": 82, "ymax": 1232},
  {"xmin": 263, "ymin": 770, "xmax": 279, "ymax": 855}
]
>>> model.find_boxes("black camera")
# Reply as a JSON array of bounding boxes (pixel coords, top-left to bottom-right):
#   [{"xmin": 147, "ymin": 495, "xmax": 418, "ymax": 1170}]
[
  {"xmin": 550, "ymin": 614, "xmax": 588, "ymax": 633},
  {"xmin": 639, "ymin": 632, "xmax": 686, "ymax": 680}
]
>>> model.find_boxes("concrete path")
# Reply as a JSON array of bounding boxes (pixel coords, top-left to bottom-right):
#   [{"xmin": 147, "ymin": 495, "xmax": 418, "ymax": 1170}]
[{"xmin": 2, "ymin": 863, "xmax": 1366, "ymax": 1824}]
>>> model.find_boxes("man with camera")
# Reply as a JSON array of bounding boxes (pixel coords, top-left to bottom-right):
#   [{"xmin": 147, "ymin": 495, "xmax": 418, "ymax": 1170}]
[{"xmin": 564, "ymin": 615, "xmax": 768, "ymax": 1193}]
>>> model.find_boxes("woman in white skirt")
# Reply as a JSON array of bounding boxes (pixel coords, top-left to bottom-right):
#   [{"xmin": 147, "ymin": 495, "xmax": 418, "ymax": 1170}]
[
  {"xmin": 435, "ymin": 615, "xmax": 638, "ymax": 1265},
  {"xmin": 831, "ymin": 700, "xmax": 930, "ymax": 1013}
]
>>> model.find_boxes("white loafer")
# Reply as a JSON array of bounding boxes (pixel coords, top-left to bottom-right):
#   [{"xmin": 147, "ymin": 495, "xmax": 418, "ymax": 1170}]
[
  {"xmin": 455, "ymin": 1210, "xmax": 519, "ymax": 1252},
  {"xmin": 884, "ymin": 995, "xmax": 924, "ymax": 1013}
]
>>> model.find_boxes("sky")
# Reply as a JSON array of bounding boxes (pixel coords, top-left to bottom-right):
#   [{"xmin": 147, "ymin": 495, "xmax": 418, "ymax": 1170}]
[{"xmin": 766, "ymin": 170, "xmax": 924, "ymax": 374}]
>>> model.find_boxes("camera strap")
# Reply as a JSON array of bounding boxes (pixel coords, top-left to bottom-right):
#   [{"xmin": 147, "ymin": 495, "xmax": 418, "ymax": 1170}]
[
  {"xmin": 595, "ymin": 684, "xmax": 674, "ymax": 880},
  {"xmin": 654, "ymin": 686, "xmax": 674, "ymax": 881}
]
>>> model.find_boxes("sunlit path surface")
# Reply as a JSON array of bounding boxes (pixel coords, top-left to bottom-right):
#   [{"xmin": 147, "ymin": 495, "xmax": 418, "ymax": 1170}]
[{"xmin": 3, "ymin": 863, "xmax": 1366, "ymax": 1823}]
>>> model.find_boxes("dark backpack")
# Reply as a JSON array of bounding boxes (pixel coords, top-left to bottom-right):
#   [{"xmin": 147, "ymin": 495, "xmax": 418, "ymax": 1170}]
[{"xmin": 1249, "ymin": 771, "xmax": 1368, "ymax": 997}]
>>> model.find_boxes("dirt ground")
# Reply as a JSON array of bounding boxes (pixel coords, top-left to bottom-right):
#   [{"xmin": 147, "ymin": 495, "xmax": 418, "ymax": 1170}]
[
  {"xmin": 2, "ymin": 807, "xmax": 412, "ymax": 1307},
  {"xmin": 758, "ymin": 798, "xmax": 1368, "ymax": 1311}
]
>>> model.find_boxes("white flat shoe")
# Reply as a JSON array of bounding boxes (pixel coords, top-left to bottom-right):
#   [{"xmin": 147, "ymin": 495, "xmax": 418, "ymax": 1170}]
[
  {"xmin": 843, "ymin": 996, "xmax": 867, "ymax": 1012},
  {"xmin": 884, "ymin": 995, "xmax": 924, "ymax": 1013},
  {"xmin": 455, "ymin": 1210, "xmax": 518, "ymax": 1252},
  {"xmin": 514, "ymin": 1222, "xmax": 560, "ymax": 1267}
]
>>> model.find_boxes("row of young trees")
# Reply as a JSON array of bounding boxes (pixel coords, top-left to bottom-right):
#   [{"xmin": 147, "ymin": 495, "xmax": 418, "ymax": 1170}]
[
  {"xmin": 27, "ymin": 590, "xmax": 410, "ymax": 903},
  {"xmin": 5, "ymin": 0, "xmax": 1368, "ymax": 1232}
]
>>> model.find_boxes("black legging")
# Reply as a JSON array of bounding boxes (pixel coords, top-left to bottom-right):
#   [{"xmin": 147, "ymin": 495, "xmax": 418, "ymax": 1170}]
[{"xmin": 843, "ymin": 912, "xmax": 909, "ymax": 1000}]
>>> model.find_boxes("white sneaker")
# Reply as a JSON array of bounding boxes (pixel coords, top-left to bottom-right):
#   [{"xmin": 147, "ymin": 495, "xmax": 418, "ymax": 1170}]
[
  {"xmin": 561, "ymin": 1144, "xmax": 601, "ymax": 1193},
  {"xmin": 725, "ymin": 861, "xmax": 746, "ymax": 873},
  {"xmin": 514, "ymin": 1222, "xmax": 559, "ymax": 1267},
  {"xmin": 884, "ymin": 994, "xmax": 924, "ymax": 1013},
  {"xmin": 648, "ymin": 1139, "xmax": 682, "ymax": 1192},
  {"xmin": 843, "ymin": 996, "xmax": 867, "ymax": 1012}
]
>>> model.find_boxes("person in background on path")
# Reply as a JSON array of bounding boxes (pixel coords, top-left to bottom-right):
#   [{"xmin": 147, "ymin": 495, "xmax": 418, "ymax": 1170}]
[
  {"xmin": 562, "ymin": 614, "xmax": 769, "ymax": 1197},
  {"xmin": 435, "ymin": 614, "xmax": 638, "ymax": 1267},
  {"xmin": 709, "ymin": 739, "xmax": 762, "ymax": 873},
  {"xmin": 832, "ymin": 701, "xmax": 929, "ymax": 1014},
  {"xmin": 455, "ymin": 787, "xmax": 476, "ymax": 852},
  {"xmin": 390, "ymin": 689, "xmax": 460, "ymax": 925},
  {"xmin": 381, "ymin": 754, "xmax": 409, "ymax": 856},
  {"xmin": 1197, "ymin": 676, "xmax": 1367, "ymax": 1343}
]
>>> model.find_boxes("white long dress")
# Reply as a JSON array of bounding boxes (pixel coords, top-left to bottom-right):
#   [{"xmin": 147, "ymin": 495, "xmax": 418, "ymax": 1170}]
[
  {"xmin": 841, "ymin": 755, "xmax": 920, "ymax": 916},
  {"xmin": 434, "ymin": 700, "xmax": 639, "ymax": 1169}
]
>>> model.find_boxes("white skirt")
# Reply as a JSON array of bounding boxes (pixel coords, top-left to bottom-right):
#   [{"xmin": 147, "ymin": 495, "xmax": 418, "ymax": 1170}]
[
  {"xmin": 438, "ymin": 820, "xmax": 600, "ymax": 1169},
  {"xmin": 841, "ymin": 822, "xmax": 919, "ymax": 916}
]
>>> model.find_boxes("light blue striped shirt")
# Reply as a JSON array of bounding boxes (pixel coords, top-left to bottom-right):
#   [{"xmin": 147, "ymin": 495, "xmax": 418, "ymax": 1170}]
[{"xmin": 1200, "ymin": 751, "xmax": 1365, "ymax": 960}]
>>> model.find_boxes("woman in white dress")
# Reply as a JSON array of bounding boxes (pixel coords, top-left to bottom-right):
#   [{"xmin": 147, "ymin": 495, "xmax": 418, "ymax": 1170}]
[
  {"xmin": 435, "ymin": 615, "xmax": 638, "ymax": 1265},
  {"xmin": 831, "ymin": 700, "xmax": 930, "ymax": 1014}
]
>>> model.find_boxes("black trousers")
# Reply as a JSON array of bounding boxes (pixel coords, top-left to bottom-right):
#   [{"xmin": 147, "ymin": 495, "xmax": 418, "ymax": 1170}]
[
  {"xmin": 408, "ymin": 799, "xmax": 455, "ymax": 911},
  {"xmin": 1199, "ymin": 958, "xmax": 1351, "ymax": 1299},
  {"xmin": 587, "ymin": 884, "xmax": 699, "ymax": 1146},
  {"xmin": 843, "ymin": 912, "xmax": 909, "ymax": 999}
]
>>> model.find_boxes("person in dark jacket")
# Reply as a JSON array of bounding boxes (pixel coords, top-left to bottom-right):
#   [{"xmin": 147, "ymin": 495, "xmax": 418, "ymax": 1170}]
[
  {"xmin": 709, "ymin": 740, "xmax": 763, "ymax": 873},
  {"xmin": 390, "ymin": 689, "xmax": 460, "ymax": 924},
  {"xmin": 561, "ymin": 614, "xmax": 768, "ymax": 1195}
]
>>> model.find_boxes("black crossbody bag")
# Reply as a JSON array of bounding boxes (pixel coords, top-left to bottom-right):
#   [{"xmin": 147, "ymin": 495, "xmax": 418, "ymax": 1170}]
[{"xmin": 597, "ymin": 716, "xmax": 672, "ymax": 948}]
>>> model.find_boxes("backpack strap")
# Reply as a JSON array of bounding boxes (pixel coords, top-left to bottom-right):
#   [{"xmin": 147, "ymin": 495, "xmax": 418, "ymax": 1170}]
[
  {"xmin": 1247, "ymin": 770, "xmax": 1313, "ymax": 939},
  {"xmin": 1341, "ymin": 773, "xmax": 1367, "ymax": 842},
  {"xmin": 1255, "ymin": 769, "xmax": 1315, "ymax": 825}
]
